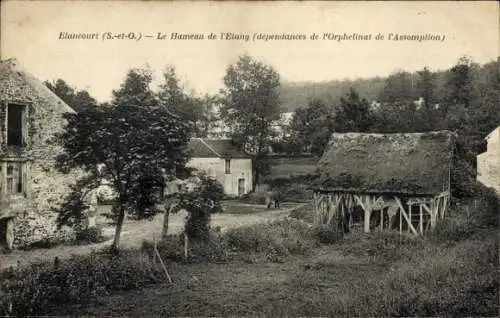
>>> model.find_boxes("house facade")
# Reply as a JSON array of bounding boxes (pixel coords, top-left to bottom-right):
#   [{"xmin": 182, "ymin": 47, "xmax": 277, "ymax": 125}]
[
  {"xmin": 477, "ymin": 126, "xmax": 500, "ymax": 194},
  {"xmin": 0, "ymin": 58, "xmax": 79, "ymax": 249},
  {"xmin": 187, "ymin": 138, "xmax": 252, "ymax": 196}
]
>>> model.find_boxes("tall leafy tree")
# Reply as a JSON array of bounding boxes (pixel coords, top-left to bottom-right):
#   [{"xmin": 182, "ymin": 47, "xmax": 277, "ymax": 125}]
[
  {"xmin": 413, "ymin": 67, "xmax": 440, "ymax": 131},
  {"xmin": 197, "ymin": 94, "xmax": 219, "ymax": 138},
  {"xmin": 158, "ymin": 66, "xmax": 206, "ymax": 136},
  {"xmin": 44, "ymin": 79, "xmax": 98, "ymax": 112},
  {"xmin": 416, "ymin": 67, "xmax": 438, "ymax": 108},
  {"xmin": 111, "ymin": 67, "xmax": 159, "ymax": 107},
  {"xmin": 220, "ymin": 55, "xmax": 282, "ymax": 189},
  {"xmin": 55, "ymin": 105, "xmax": 191, "ymax": 250},
  {"xmin": 334, "ymin": 88, "xmax": 374, "ymax": 133},
  {"xmin": 378, "ymin": 71, "xmax": 418, "ymax": 104},
  {"xmin": 286, "ymin": 99, "xmax": 333, "ymax": 156}
]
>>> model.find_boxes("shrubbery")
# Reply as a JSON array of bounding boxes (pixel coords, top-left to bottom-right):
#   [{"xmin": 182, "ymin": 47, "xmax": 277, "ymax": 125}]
[
  {"xmin": 225, "ymin": 218, "xmax": 341, "ymax": 260},
  {"xmin": 76, "ymin": 226, "xmax": 106, "ymax": 244},
  {"xmin": 0, "ymin": 250, "xmax": 164, "ymax": 316}
]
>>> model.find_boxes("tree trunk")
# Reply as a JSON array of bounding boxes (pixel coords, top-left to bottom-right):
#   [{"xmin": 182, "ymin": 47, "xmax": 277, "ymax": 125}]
[
  {"xmin": 112, "ymin": 205, "xmax": 126, "ymax": 250},
  {"xmin": 252, "ymin": 170, "xmax": 259, "ymax": 192},
  {"xmin": 161, "ymin": 206, "xmax": 170, "ymax": 240}
]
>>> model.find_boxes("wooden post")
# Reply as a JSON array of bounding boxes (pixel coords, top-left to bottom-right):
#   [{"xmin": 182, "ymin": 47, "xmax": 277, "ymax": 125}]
[
  {"xmin": 380, "ymin": 208, "xmax": 384, "ymax": 231},
  {"xmin": 419, "ymin": 204, "xmax": 423, "ymax": 234},
  {"xmin": 408, "ymin": 204, "xmax": 412, "ymax": 234},
  {"xmin": 395, "ymin": 197, "xmax": 419, "ymax": 235},
  {"xmin": 430, "ymin": 198, "xmax": 438, "ymax": 229},
  {"xmin": 184, "ymin": 232, "xmax": 189, "ymax": 261},
  {"xmin": 399, "ymin": 206, "xmax": 402, "ymax": 235}
]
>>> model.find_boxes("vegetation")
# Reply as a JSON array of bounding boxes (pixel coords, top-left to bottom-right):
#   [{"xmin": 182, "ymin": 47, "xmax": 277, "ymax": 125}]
[
  {"xmin": 176, "ymin": 174, "xmax": 225, "ymax": 242},
  {"xmin": 55, "ymin": 104, "xmax": 191, "ymax": 250},
  {"xmin": 1, "ymin": 188, "xmax": 497, "ymax": 316},
  {"xmin": 220, "ymin": 54, "xmax": 282, "ymax": 189},
  {"xmin": 44, "ymin": 78, "xmax": 99, "ymax": 113},
  {"xmin": 20, "ymin": 54, "xmax": 497, "ymax": 316}
]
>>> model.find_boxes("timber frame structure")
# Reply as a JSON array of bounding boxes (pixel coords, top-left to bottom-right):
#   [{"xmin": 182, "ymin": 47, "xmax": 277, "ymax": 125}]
[{"xmin": 312, "ymin": 131, "xmax": 455, "ymax": 236}]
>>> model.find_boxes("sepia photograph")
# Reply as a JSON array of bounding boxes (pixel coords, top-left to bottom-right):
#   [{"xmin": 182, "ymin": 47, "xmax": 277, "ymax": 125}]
[{"xmin": 0, "ymin": 0, "xmax": 499, "ymax": 316}]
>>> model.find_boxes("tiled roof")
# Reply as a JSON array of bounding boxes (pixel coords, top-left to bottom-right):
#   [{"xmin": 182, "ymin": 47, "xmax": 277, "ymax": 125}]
[{"xmin": 188, "ymin": 138, "xmax": 250, "ymax": 158}]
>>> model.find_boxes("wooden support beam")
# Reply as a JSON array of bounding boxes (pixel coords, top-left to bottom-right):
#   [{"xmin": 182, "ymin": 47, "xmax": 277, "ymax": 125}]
[
  {"xmin": 430, "ymin": 197, "xmax": 438, "ymax": 229},
  {"xmin": 408, "ymin": 204, "xmax": 412, "ymax": 234},
  {"xmin": 399, "ymin": 206, "xmax": 402, "ymax": 235},
  {"xmin": 394, "ymin": 197, "xmax": 419, "ymax": 236},
  {"xmin": 380, "ymin": 207, "xmax": 384, "ymax": 231},
  {"xmin": 419, "ymin": 204, "xmax": 423, "ymax": 234},
  {"xmin": 354, "ymin": 194, "xmax": 368, "ymax": 213},
  {"xmin": 354, "ymin": 194, "xmax": 373, "ymax": 233},
  {"xmin": 422, "ymin": 203, "xmax": 432, "ymax": 214}
]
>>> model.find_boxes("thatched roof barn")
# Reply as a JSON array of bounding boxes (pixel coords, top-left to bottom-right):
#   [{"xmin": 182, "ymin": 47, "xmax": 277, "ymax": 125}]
[{"xmin": 312, "ymin": 131, "xmax": 455, "ymax": 236}]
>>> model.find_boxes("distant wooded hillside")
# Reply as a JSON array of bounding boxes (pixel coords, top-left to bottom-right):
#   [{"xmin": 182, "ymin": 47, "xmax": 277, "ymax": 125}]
[{"xmin": 278, "ymin": 69, "xmax": 453, "ymax": 112}]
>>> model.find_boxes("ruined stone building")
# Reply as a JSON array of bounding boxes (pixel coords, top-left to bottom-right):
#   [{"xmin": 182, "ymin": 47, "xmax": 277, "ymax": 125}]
[{"xmin": 0, "ymin": 59, "xmax": 78, "ymax": 250}]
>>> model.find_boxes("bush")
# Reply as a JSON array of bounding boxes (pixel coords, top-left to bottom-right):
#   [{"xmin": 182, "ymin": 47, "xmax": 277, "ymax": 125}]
[
  {"xmin": 76, "ymin": 226, "xmax": 105, "ymax": 244},
  {"xmin": 289, "ymin": 203, "xmax": 314, "ymax": 222},
  {"xmin": 310, "ymin": 225, "xmax": 343, "ymax": 244},
  {"xmin": 141, "ymin": 231, "xmax": 229, "ymax": 264},
  {"xmin": 224, "ymin": 218, "xmax": 317, "ymax": 257},
  {"xmin": 0, "ymin": 250, "xmax": 164, "ymax": 316},
  {"xmin": 239, "ymin": 192, "xmax": 267, "ymax": 205}
]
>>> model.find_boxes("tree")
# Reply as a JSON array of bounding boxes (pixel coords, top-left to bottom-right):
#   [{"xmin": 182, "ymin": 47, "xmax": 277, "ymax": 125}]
[
  {"xmin": 44, "ymin": 79, "xmax": 98, "ymax": 112},
  {"xmin": 378, "ymin": 71, "xmax": 418, "ymax": 104},
  {"xmin": 413, "ymin": 67, "xmax": 440, "ymax": 131},
  {"xmin": 158, "ymin": 66, "xmax": 206, "ymax": 136},
  {"xmin": 286, "ymin": 99, "xmax": 333, "ymax": 156},
  {"xmin": 55, "ymin": 105, "xmax": 192, "ymax": 250},
  {"xmin": 111, "ymin": 67, "xmax": 159, "ymax": 107},
  {"xmin": 176, "ymin": 174, "xmax": 224, "ymax": 242},
  {"xmin": 220, "ymin": 55, "xmax": 282, "ymax": 189},
  {"xmin": 334, "ymin": 88, "xmax": 374, "ymax": 133},
  {"xmin": 197, "ymin": 94, "xmax": 219, "ymax": 138}
]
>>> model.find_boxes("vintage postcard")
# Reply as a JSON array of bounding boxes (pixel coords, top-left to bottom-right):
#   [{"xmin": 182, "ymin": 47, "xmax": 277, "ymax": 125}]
[{"xmin": 1, "ymin": 1, "xmax": 499, "ymax": 316}]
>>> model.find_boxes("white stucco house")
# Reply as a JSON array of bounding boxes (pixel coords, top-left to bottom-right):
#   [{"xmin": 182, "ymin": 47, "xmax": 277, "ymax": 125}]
[
  {"xmin": 477, "ymin": 126, "xmax": 500, "ymax": 194},
  {"xmin": 187, "ymin": 138, "xmax": 253, "ymax": 196}
]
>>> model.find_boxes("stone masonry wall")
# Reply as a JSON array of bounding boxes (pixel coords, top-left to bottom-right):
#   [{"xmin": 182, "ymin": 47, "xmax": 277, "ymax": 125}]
[
  {"xmin": 0, "ymin": 59, "xmax": 82, "ymax": 247},
  {"xmin": 477, "ymin": 128, "xmax": 500, "ymax": 194}
]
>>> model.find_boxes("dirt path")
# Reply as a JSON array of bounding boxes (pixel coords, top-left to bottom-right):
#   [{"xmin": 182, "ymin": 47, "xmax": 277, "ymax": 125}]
[{"xmin": 0, "ymin": 202, "xmax": 308, "ymax": 270}]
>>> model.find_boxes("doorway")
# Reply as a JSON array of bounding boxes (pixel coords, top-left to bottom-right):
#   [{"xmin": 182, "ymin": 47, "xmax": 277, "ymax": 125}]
[
  {"xmin": 0, "ymin": 218, "xmax": 14, "ymax": 250},
  {"xmin": 238, "ymin": 178, "xmax": 245, "ymax": 196}
]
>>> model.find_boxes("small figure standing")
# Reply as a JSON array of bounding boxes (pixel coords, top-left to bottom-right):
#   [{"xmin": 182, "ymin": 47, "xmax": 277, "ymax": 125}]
[
  {"xmin": 265, "ymin": 190, "xmax": 274, "ymax": 209},
  {"xmin": 273, "ymin": 188, "xmax": 281, "ymax": 209}
]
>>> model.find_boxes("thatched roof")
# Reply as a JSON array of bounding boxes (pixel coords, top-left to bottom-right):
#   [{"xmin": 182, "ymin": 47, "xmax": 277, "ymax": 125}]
[{"xmin": 312, "ymin": 131, "xmax": 455, "ymax": 195}]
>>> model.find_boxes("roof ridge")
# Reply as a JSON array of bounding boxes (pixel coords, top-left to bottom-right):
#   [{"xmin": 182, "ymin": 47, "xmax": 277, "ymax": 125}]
[
  {"xmin": 1, "ymin": 58, "xmax": 76, "ymax": 114},
  {"xmin": 197, "ymin": 138, "xmax": 223, "ymax": 157}
]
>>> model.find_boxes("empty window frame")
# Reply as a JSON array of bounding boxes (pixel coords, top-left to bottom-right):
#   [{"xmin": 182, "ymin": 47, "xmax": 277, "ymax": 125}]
[
  {"xmin": 6, "ymin": 162, "xmax": 24, "ymax": 195},
  {"xmin": 225, "ymin": 159, "xmax": 231, "ymax": 174},
  {"xmin": 7, "ymin": 103, "xmax": 26, "ymax": 146}
]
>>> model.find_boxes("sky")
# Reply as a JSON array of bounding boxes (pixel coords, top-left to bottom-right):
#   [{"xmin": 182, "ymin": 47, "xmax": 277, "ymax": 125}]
[{"xmin": 1, "ymin": 1, "xmax": 498, "ymax": 103}]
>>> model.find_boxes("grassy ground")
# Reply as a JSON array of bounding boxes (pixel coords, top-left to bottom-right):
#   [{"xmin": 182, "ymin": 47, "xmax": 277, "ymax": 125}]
[
  {"xmin": 267, "ymin": 157, "xmax": 319, "ymax": 179},
  {"xmin": 1, "ymin": 196, "xmax": 498, "ymax": 316},
  {"xmin": 79, "ymin": 228, "xmax": 499, "ymax": 317},
  {"xmin": 0, "ymin": 201, "xmax": 304, "ymax": 270}
]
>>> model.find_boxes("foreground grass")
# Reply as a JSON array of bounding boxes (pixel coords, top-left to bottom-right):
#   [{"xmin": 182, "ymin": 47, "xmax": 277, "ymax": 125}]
[
  {"xmin": 79, "ymin": 228, "xmax": 498, "ymax": 317},
  {"xmin": 1, "ymin": 195, "xmax": 498, "ymax": 316}
]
